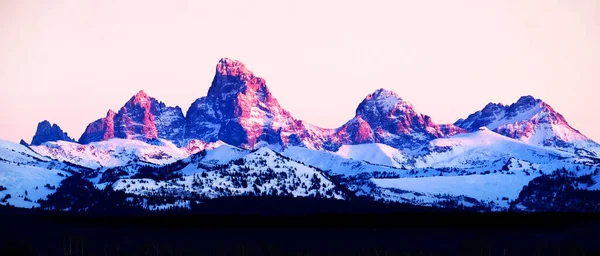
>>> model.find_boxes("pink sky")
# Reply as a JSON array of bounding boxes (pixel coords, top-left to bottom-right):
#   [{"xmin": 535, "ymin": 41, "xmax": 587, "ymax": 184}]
[{"xmin": 1, "ymin": 0, "xmax": 599, "ymax": 143}]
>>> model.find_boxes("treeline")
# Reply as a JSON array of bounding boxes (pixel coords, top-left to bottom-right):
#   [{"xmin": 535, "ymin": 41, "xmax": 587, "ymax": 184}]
[
  {"xmin": 37, "ymin": 174, "xmax": 145, "ymax": 213},
  {"xmin": 510, "ymin": 168, "xmax": 600, "ymax": 212}
]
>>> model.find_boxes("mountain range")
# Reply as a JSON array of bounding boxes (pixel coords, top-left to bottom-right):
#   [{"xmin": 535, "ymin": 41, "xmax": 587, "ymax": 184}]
[
  {"xmin": 1, "ymin": 58, "xmax": 599, "ymax": 212},
  {"xmin": 29, "ymin": 58, "xmax": 599, "ymax": 154}
]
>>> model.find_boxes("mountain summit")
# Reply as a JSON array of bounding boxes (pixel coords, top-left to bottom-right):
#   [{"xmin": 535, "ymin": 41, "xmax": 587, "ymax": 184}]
[
  {"xmin": 330, "ymin": 89, "xmax": 465, "ymax": 150},
  {"xmin": 185, "ymin": 58, "xmax": 328, "ymax": 149},
  {"xmin": 455, "ymin": 95, "xmax": 596, "ymax": 149},
  {"xmin": 55, "ymin": 58, "xmax": 597, "ymax": 154},
  {"xmin": 79, "ymin": 90, "xmax": 185, "ymax": 145},
  {"xmin": 30, "ymin": 120, "xmax": 75, "ymax": 146}
]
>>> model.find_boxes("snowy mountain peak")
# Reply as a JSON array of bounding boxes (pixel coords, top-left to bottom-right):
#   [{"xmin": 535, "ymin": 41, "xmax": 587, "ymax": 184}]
[
  {"xmin": 30, "ymin": 120, "xmax": 75, "ymax": 146},
  {"xmin": 332, "ymin": 89, "xmax": 465, "ymax": 150},
  {"xmin": 356, "ymin": 88, "xmax": 409, "ymax": 117},
  {"xmin": 455, "ymin": 95, "xmax": 597, "ymax": 150},
  {"xmin": 250, "ymin": 146, "xmax": 276, "ymax": 156}
]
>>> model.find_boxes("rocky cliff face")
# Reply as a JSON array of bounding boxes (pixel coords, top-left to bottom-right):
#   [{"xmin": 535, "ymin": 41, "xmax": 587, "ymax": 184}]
[
  {"xmin": 30, "ymin": 121, "xmax": 75, "ymax": 146},
  {"xmin": 79, "ymin": 110, "xmax": 116, "ymax": 145}
]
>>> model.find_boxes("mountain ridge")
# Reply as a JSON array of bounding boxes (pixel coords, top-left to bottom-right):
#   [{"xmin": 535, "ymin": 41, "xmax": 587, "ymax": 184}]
[
  {"xmin": 27, "ymin": 57, "xmax": 598, "ymax": 155},
  {"xmin": 454, "ymin": 95, "xmax": 598, "ymax": 151}
]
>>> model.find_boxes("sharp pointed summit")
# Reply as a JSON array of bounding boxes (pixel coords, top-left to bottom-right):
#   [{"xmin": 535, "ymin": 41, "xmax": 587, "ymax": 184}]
[
  {"xmin": 132, "ymin": 90, "xmax": 151, "ymax": 104},
  {"xmin": 207, "ymin": 57, "xmax": 269, "ymax": 99},
  {"xmin": 185, "ymin": 58, "xmax": 327, "ymax": 149}
]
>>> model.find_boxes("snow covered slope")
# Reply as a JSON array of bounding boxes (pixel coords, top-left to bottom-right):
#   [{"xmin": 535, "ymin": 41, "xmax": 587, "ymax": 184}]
[
  {"xmin": 281, "ymin": 146, "xmax": 407, "ymax": 177},
  {"xmin": 283, "ymin": 128, "xmax": 581, "ymax": 177},
  {"xmin": 0, "ymin": 162, "xmax": 70, "ymax": 208},
  {"xmin": 0, "ymin": 139, "xmax": 53, "ymax": 165},
  {"xmin": 31, "ymin": 138, "xmax": 188, "ymax": 169},
  {"xmin": 0, "ymin": 140, "xmax": 72, "ymax": 208},
  {"xmin": 334, "ymin": 143, "xmax": 411, "ymax": 168},
  {"xmin": 363, "ymin": 128, "xmax": 595, "ymax": 210},
  {"xmin": 195, "ymin": 144, "xmax": 248, "ymax": 166},
  {"xmin": 111, "ymin": 147, "xmax": 345, "ymax": 209},
  {"xmin": 372, "ymin": 173, "xmax": 537, "ymax": 209},
  {"xmin": 455, "ymin": 96, "xmax": 599, "ymax": 153},
  {"xmin": 416, "ymin": 127, "xmax": 577, "ymax": 171}
]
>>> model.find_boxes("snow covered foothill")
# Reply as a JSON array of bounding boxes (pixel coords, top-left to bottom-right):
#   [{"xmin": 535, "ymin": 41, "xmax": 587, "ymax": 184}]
[
  {"xmin": 415, "ymin": 127, "xmax": 576, "ymax": 170},
  {"xmin": 0, "ymin": 162, "xmax": 70, "ymax": 208},
  {"xmin": 0, "ymin": 139, "xmax": 52, "ymax": 165},
  {"xmin": 372, "ymin": 173, "xmax": 537, "ymax": 209},
  {"xmin": 31, "ymin": 138, "xmax": 188, "ymax": 169},
  {"xmin": 0, "ymin": 140, "xmax": 72, "ymax": 208},
  {"xmin": 281, "ymin": 146, "xmax": 406, "ymax": 177},
  {"xmin": 113, "ymin": 147, "xmax": 345, "ymax": 202},
  {"xmin": 198, "ymin": 144, "xmax": 249, "ymax": 166}
]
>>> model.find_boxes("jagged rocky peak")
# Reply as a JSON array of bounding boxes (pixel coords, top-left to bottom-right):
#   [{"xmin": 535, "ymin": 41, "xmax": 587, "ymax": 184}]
[
  {"xmin": 131, "ymin": 90, "xmax": 151, "ymax": 106},
  {"xmin": 455, "ymin": 95, "xmax": 597, "ymax": 149},
  {"xmin": 30, "ymin": 120, "xmax": 75, "ymax": 146},
  {"xmin": 115, "ymin": 90, "xmax": 159, "ymax": 139},
  {"xmin": 355, "ymin": 88, "xmax": 414, "ymax": 120},
  {"xmin": 207, "ymin": 58, "xmax": 269, "ymax": 98},
  {"xmin": 216, "ymin": 57, "xmax": 253, "ymax": 78},
  {"xmin": 331, "ymin": 88, "xmax": 465, "ymax": 150},
  {"xmin": 79, "ymin": 110, "xmax": 117, "ymax": 144},
  {"xmin": 79, "ymin": 90, "xmax": 185, "ymax": 146},
  {"xmin": 482, "ymin": 102, "xmax": 505, "ymax": 114},
  {"xmin": 456, "ymin": 95, "xmax": 563, "ymax": 131},
  {"xmin": 515, "ymin": 95, "xmax": 537, "ymax": 104},
  {"xmin": 507, "ymin": 96, "xmax": 546, "ymax": 116},
  {"xmin": 185, "ymin": 57, "xmax": 327, "ymax": 150}
]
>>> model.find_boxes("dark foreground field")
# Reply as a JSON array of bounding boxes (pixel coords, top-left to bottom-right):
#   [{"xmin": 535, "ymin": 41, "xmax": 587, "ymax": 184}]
[{"xmin": 1, "ymin": 197, "xmax": 599, "ymax": 255}]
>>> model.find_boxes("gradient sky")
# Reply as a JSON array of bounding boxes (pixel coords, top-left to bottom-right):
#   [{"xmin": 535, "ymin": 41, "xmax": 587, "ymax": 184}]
[{"xmin": 1, "ymin": 0, "xmax": 599, "ymax": 143}]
